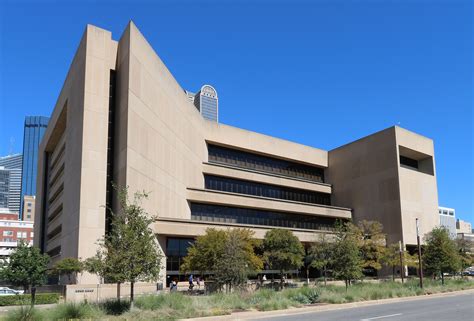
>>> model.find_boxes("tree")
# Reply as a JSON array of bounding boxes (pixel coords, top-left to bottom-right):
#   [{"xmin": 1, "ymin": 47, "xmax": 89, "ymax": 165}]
[
  {"xmin": 423, "ymin": 227, "xmax": 461, "ymax": 284},
  {"xmin": 181, "ymin": 228, "xmax": 262, "ymax": 292},
  {"xmin": 381, "ymin": 243, "xmax": 418, "ymax": 281},
  {"xmin": 83, "ymin": 252, "xmax": 107, "ymax": 284},
  {"xmin": 308, "ymin": 234, "xmax": 333, "ymax": 285},
  {"xmin": 331, "ymin": 222, "xmax": 363, "ymax": 290},
  {"xmin": 214, "ymin": 229, "xmax": 263, "ymax": 292},
  {"xmin": 181, "ymin": 228, "xmax": 227, "ymax": 277},
  {"xmin": 262, "ymin": 229, "xmax": 305, "ymax": 290},
  {"xmin": 347, "ymin": 220, "xmax": 386, "ymax": 274},
  {"xmin": 456, "ymin": 237, "xmax": 474, "ymax": 271},
  {"xmin": 51, "ymin": 258, "xmax": 83, "ymax": 284},
  {"xmin": 1, "ymin": 242, "xmax": 49, "ymax": 306},
  {"xmin": 92, "ymin": 187, "xmax": 162, "ymax": 305}
]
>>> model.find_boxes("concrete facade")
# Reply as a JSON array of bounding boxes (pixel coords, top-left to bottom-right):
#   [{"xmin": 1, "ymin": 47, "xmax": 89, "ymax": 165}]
[
  {"xmin": 438, "ymin": 206, "xmax": 457, "ymax": 239},
  {"xmin": 35, "ymin": 22, "xmax": 440, "ymax": 285},
  {"xmin": 327, "ymin": 127, "xmax": 439, "ymax": 247},
  {"xmin": 456, "ymin": 219, "xmax": 472, "ymax": 234}
]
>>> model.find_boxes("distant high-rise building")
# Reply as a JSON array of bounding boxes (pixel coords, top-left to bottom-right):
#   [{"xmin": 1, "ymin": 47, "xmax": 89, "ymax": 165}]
[
  {"xmin": 438, "ymin": 206, "xmax": 457, "ymax": 239},
  {"xmin": 20, "ymin": 116, "xmax": 49, "ymax": 218},
  {"xmin": 0, "ymin": 154, "xmax": 22, "ymax": 214},
  {"xmin": 193, "ymin": 85, "xmax": 218, "ymax": 122},
  {"xmin": 22, "ymin": 195, "xmax": 36, "ymax": 222},
  {"xmin": 0, "ymin": 168, "xmax": 10, "ymax": 209}
]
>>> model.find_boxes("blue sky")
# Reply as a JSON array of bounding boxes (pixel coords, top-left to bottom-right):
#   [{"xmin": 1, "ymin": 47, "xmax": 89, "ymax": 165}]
[{"xmin": 0, "ymin": 0, "xmax": 472, "ymax": 223}]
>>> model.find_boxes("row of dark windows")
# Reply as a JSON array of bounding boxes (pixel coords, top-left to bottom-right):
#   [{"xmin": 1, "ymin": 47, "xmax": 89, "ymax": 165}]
[
  {"xmin": 190, "ymin": 203, "xmax": 338, "ymax": 231},
  {"xmin": 204, "ymin": 175, "xmax": 331, "ymax": 206},
  {"xmin": 208, "ymin": 144, "xmax": 325, "ymax": 183}
]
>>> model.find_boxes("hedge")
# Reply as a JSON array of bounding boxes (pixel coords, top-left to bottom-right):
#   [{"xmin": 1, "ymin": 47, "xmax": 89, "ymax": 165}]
[{"xmin": 0, "ymin": 293, "xmax": 60, "ymax": 306}]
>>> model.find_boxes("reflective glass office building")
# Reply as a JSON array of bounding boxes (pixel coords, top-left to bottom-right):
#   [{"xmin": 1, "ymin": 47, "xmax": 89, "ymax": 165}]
[{"xmin": 20, "ymin": 116, "xmax": 49, "ymax": 218}]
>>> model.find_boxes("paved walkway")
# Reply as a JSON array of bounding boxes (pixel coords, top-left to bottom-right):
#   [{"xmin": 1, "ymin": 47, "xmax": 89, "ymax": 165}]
[{"xmin": 0, "ymin": 303, "xmax": 57, "ymax": 314}]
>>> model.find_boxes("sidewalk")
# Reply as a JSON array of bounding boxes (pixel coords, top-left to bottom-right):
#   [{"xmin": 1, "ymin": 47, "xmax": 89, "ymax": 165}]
[
  {"xmin": 185, "ymin": 288, "xmax": 474, "ymax": 321},
  {"xmin": 0, "ymin": 303, "xmax": 57, "ymax": 314}
]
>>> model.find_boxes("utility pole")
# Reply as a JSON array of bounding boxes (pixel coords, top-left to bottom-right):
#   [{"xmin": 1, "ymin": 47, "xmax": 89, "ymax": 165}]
[
  {"xmin": 399, "ymin": 240, "xmax": 404, "ymax": 284},
  {"xmin": 416, "ymin": 218, "xmax": 423, "ymax": 289}
]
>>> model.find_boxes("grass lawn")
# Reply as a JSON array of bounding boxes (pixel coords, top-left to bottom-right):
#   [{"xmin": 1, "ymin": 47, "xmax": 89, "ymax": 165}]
[{"xmin": 4, "ymin": 278, "xmax": 474, "ymax": 321}]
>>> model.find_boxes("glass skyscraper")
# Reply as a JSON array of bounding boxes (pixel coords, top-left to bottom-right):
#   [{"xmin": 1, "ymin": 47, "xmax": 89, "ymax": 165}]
[
  {"xmin": 193, "ymin": 85, "xmax": 218, "ymax": 122},
  {"xmin": 0, "ymin": 154, "xmax": 23, "ymax": 213},
  {"xmin": 20, "ymin": 116, "xmax": 49, "ymax": 218}
]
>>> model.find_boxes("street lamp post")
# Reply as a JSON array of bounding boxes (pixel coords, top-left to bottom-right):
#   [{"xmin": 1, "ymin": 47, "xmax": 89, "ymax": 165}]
[
  {"xmin": 416, "ymin": 218, "xmax": 423, "ymax": 289},
  {"xmin": 399, "ymin": 240, "xmax": 404, "ymax": 284}
]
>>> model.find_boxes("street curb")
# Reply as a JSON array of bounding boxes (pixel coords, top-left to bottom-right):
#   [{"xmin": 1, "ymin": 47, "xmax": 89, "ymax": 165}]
[{"xmin": 183, "ymin": 288, "xmax": 474, "ymax": 321}]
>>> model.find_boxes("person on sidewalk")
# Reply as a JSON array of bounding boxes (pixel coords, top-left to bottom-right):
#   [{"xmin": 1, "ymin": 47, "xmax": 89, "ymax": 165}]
[{"xmin": 189, "ymin": 274, "xmax": 194, "ymax": 291}]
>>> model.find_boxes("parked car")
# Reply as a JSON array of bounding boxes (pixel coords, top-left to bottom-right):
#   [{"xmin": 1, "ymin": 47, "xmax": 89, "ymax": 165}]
[
  {"xmin": 462, "ymin": 270, "xmax": 474, "ymax": 276},
  {"xmin": 0, "ymin": 287, "xmax": 24, "ymax": 295}
]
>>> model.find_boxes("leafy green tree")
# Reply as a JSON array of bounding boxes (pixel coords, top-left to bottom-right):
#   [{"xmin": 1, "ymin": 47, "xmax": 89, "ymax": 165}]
[
  {"xmin": 331, "ymin": 222, "xmax": 363, "ymax": 290},
  {"xmin": 262, "ymin": 229, "xmax": 305, "ymax": 290},
  {"xmin": 181, "ymin": 228, "xmax": 227, "ymax": 276},
  {"xmin": 1, "ymin": 242, "xmax": 49, "ymax": 306},
  {"xmin": 93, "ymin": 187, "xmax": 162, "ymax": 305},
  {"xmin": 83, "ymin": 252, "xmax": 106, "ymax": 283},
  {"xmin": 181, "ymin": 228, "xmax": 262, "ymax": 291},
  {"xmin": 381, "ymin": 243, "xmax": 418, "ymax": 281},
  {"xmin": 347, "ymin": 220, "xmax": 386, "ymax": 273},
  {"xmin": 456, "ymin": 237, "xmax": 474, "ymax": 271},
  {"xmin": 308, "ymin": 234, "xmax": 333, "ymax": 285},
  {"xmin": 51, "ymin": 257, "xmax": 83, "ymax": 284},
  {"xmin": 423, "ymin": 227, "xmax": 461, "ymax": 284},
  {"xmin": 214, "ymin": 229, "xmax": 263, "ymax": 291}
]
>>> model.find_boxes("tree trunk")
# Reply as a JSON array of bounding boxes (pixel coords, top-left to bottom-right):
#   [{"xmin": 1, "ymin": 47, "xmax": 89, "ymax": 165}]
[
  {"xmin": 280, "ymin": 271, "xmax": 284, "ymax": 291},
  {"xmin": 306, "ymin": 268, "xmax": 310, "ymax": 285},
  {"xmin": 323, "ymin": 268, "xmax": 327, "ymax": 286},
  {"xmin": 117, "ymin": 282, "xmax": 121, "ymax": 301},
  {"xmin": 345, "ymin": 280, "xmax": 348, "ymax": 292},
  {"xmin": 30, "ymin": 286, "xmax": 36, "ymax": 307},
  {"xmin": 392, "ymin": 266, "xmax": 395, "ymax": 282},
  {"xmin": 441, "ymin": 272, "xmax": 444, "ymax": 285},
  {"xmin": 130, "ymin": 281, "xmax": 135, "ymax": 307}
]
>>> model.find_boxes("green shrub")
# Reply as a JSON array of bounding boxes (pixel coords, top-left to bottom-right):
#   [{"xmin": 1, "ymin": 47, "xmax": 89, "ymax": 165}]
[
  {"xmin": 299, "ymin": 287, "xmax": 321, "ymax": 303},
  {"xmin": 4, "ymin": 306, "xmax": 44, "ymax": 321},
  {"xmin": 46, "ymin": 302, "xmax": 103, "ymax": 320},
  {"xmin": 99, "ymin": 299, "xmax": 130, "ymax": 315},
  {"xmin": 135, "ymin": 292, "xmax": 191, "ymax": 311},
  {"xmin": 0, "ymin": 293, "xmax": 60, "ymax": 306}
]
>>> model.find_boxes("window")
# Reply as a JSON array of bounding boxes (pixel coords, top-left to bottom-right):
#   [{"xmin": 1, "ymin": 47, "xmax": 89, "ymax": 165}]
[
  {"xmin": 190, "ymin": 203, "xmax": 339, "ymax": 231},
  {"xmin": 47, "ymin": 246, "xmax": 61, "ymax": 257},
  {"xmin": 17, "ymin": 232, "xmax": 27, "ymax": 238},
  {"xmin": 204, "ymin": 175, "xmax": 331, "ymax": 206},
  {"xmin": 3, "ymin": 231, "xmax": 13, "ymax": 236},
  {"xmin": 208, "ymin": 144, "xmax": 325, "ymax": 183},
  {"xmin": 166, "ymin": 238, "xmax": 194, "ymax": 272},
  {"xmin": 26, "ymin": 215, "xmax": 31, "ymax": 219},
  {"xmin": 30, "ymin": 232, "xmax": 34, "ymax": 237},
  {"xmin": 400, "ymin": 156, "xmax": 418, "ymax": 169},
  {"xmin": 27, "ymin": 209, "xmax": 31, "ymax": 213},
  {"xmin": 27, "ymin": 203, "xmax": 32, "ymax": 207}
]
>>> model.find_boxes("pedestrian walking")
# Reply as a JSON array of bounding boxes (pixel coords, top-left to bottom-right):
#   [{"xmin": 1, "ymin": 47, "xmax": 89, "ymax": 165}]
[{"xmin": 189, "ymin": 274, "xmax": 194, "ymax": 291}]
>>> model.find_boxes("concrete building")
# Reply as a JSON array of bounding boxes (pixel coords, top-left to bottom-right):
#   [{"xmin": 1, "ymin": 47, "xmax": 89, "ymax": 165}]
[
  {"xmin": 0, "ymin": 154, "xmax": 22, "ymax": 214},
  {"xmin": 20, "ymin": 116, "xmax": 49, "ymax": 219},
  {"xmin": 34, "ymin": 22, "xmax": 439, "ymax": 285},
  {"xmin": 456, "ymin": 219, "xmax": 472, "ymax": 234},
  {"xmin": 438, "ymin": 206, "xmax": 457, "ymax": 239},
  {"xmin": 23, "ymin": 195, "xmax": 36, "ymax": 222},
  {"xmin": 0, "ymin": 209, "xmax": 34, "ymax": 261}
]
